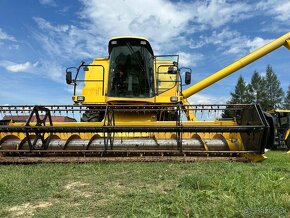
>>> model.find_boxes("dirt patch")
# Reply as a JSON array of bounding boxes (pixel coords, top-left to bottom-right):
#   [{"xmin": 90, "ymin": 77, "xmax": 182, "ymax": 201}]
[
  {"xmin": 148, "ymin": 181, "xmax": 175, "ymax": 194},
  {"xmin": 65, "ymin": 181, "xmax": 89, "ymax": 190},
  {"xmin": 77, "ymin": 191, "xmax": 92, "ymax": 198},
  {"xmin": 111, "ymin": 182, "xmax": 125, "ymax": 189},
  {"xmin": 65, "ymin": 181, "xmax": 92, "ymax": 198},
  {"xmin": 8, "ymin": 202, "xmax": 52, "ymax": 217}
]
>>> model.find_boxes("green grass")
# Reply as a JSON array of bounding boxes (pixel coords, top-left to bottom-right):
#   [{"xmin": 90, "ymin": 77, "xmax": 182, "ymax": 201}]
[{"xmin": 0, "ymin": 151, "xmax": 290, "ymax": 217}]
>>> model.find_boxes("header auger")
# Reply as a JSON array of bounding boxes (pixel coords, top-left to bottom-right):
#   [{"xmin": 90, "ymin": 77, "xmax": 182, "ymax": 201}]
[{"xmin": 1, "ymin": 32, "xmax": 290, "ymax": 163}]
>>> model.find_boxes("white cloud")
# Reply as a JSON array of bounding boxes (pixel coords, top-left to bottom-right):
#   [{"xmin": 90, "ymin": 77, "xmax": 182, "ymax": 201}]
[
  {"xmin": 33, "ymin": 17, "xmax": 106, "ymax": 61},
  {"xmin": 225, "ymin": 35, "xmax": 273, "ymax": 55},
  {"xmin": 187, "ymin": 93, "xmax": 228, "ymax": 105},
  {"xmin": 177, "ymin": 52, "xmax": 203, "ymax": 67},
  {"xmin": 190, "ymin": 28, "xmax": 236, "ymax": 49},
  {"xmin": 30, "ymin": 1, "xmax": 258, "ymax": 83},
  {"xmin": 188, "ymin": 93, "xmax": 229, "ymax": 120},
  {"xmin": 32, "ymin": 17, "xmax": 107, "ymax": 83},
  {"xmin": 34, "ymin": 17, "xmax": 69, "ymax": 32},
  {"xmin": 39, "ymin": 60, "xmax": 64, "ymax": 82},
  {"xmin": 190, "ymin": 29, "xmax": 273, "ymax": 56},
  {"xmin": 30, "ymin": 0, "xmax": 256, "ymax": 67},
  {"xmin": 0, "ymin": 28, "xmax": 16, "ymax": 42},
  {"xmin": 7, "ymin": 44, "xmax": 20, "ymax": 50},
  {"xmin": 185, "ymin": 93, "xmax": 230, "ymax": 120},
  {"xmin": 79, "ymin": 0, "xmax": 193, "ymax": 47},
  {"xmin": 192, "ymin": 0, "xmax": 252, "ymax": 28},
  {"xmin": 39, "ymin": 0, "xmax": 56, "ymax": 6},
  {"xmin": 79, "ymin": 0, "xmax": 253, "ymax": 51},
  {"xmin": 273, "ymin": 2, "xmax": 290, "ymax": 21},
  {"xmin": 245, "ymin": 37, "xmax": 273, "ymax": 52},
  {"xmin": 0, "ymin": 61, "xmax": 38, "ymax": 73},
  {"xmin": 0, "ymin": 59, "xmax": 66, "ymax": 83},
  {"xmin": 257, "ymin": 0, "xmax": 290, "ymax": 22}
]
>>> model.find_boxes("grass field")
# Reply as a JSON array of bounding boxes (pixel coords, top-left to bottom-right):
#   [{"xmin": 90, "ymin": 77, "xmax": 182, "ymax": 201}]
[{"xmin": 0, "ymin": 151, "xmax": 289, "ymax": 217}]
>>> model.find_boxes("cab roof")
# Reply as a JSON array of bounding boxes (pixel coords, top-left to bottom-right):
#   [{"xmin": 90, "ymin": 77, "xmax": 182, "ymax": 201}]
[{"xmin": 108, "ymin": 36, "xmax": 154, "ymax": 56}]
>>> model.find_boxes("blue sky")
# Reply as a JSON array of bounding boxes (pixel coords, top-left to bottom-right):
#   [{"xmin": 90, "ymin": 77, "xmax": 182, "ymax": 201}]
[{"xmin": 0, "ymin": 0, "xmax": 289, "ymax": 105}]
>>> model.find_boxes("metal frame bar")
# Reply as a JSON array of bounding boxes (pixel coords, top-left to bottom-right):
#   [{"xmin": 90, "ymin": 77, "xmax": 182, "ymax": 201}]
[
  {"xmin": 0, "ymin": 104, "xmax": 269, "ymax": 155},
  {"xmin": 0, "ymin": 125, "xmax": 265, "ymax": 133}
]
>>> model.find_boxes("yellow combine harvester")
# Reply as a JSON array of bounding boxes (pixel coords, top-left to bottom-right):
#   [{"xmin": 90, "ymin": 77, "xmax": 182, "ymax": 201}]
[{"xmin": 0, "ymin": 32, "xmax": 290, "ymax": 163}]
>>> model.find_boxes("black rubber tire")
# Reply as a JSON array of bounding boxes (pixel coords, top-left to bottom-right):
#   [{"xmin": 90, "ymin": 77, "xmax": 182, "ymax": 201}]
[
  {"xmin": 81, "ymin": 111, "xmax": 100, "ymax": 122},
  {"xmin": 263, "ymin": 112, "xmax": 275, "ymax": 149}
]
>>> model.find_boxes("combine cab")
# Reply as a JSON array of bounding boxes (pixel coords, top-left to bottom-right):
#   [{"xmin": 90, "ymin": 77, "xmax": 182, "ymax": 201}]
[{"xmin": 1, "ymin": 33, "xmax": 290, "ymax": 163}]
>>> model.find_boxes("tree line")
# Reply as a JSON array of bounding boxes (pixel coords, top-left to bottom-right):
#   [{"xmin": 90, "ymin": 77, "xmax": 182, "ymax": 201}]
[{"xmin": 227, "ymin": 64, "xmax": 290, "ymax": 111}]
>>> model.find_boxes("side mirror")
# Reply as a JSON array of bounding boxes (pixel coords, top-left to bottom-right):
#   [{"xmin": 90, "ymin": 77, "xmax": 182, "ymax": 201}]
[
  {"xmin": 185, "ymin": 71, "xmax": 191, "ymax": 85},
  {"xmin": 66, "ymin": 71, "xmax": 73, "ymax": 84}
]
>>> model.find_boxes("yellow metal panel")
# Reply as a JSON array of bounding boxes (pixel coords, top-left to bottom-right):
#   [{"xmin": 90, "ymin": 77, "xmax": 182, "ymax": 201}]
[
  {"xmin": 82, "ymin": 58, "xmax": 109, "ymax": 104},
  {"xmin": 241, "ymin": 153, "xmax": 267, "ymax": 162},
  {"xmin": 285, "ymin": 129, "xmax": 290, "ymax": 142},
  {"xmin": 155, "ymin": 60, "xmax": 180, "ymax": 103},
  {"xmin": 155, "ymin": 96, "xmax": 175, "ymax": 103},
  {"xmin": 157, "ymin": 73, "xmax": 177, "ymax": 93},
  {"xmin": 285, "ymin": 39, "xmax": 290, "ymax": 49},
  {"xmin": 106, "ymin": 96, "xmax": 155, "ymax": 103}
]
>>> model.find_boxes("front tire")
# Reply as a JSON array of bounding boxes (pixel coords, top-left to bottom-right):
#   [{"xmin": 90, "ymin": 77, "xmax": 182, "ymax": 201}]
[{"xmin": 81, "ymin": 110, "xmax": 104, "ymax": 122}]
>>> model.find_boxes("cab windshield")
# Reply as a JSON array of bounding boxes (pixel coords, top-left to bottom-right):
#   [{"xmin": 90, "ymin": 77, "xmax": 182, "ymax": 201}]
[{"xmin": 108, "ymin": 45, "xmax": 154, "ymax": 98}]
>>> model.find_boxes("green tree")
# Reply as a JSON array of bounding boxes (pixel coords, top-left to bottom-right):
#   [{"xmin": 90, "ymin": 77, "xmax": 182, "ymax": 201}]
[
  {"xmin": 223, "ymin": 76, "xmax": 251, "ymax": 118},
  {"xmin": 228, "ymin": 76, "xmax": 251, "ymax": 104},
  {"xmin": 248, "ymin": 70, "xmax": 268, "ymax": 109},
  {"xmin": 264, "ymin": 65, "xmax": 284, "ymax": 110},
  {"xmin": 284, "ymin": 85, "xmax": 290, "ymax": 109}
]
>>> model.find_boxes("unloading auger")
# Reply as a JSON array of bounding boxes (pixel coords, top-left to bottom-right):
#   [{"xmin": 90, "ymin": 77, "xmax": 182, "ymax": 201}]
[{"xmin": 0, "ymin": 32, "xmax": 290, "ymax": 163}]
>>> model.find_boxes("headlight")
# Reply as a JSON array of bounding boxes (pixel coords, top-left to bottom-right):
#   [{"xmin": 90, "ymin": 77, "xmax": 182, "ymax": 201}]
[
  {"xmin": 170, "ymin": 96, "xmax": 178, "ymax": 102},
  {"xmin": 77, "ymin": 96, "xmax": 85, "ymax": 102}
]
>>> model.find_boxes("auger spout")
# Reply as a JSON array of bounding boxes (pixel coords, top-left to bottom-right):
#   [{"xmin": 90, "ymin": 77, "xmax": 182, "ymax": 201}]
[{"xmin": 182, "ymin": 32, "xmax": 290, "ymax": 99}]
